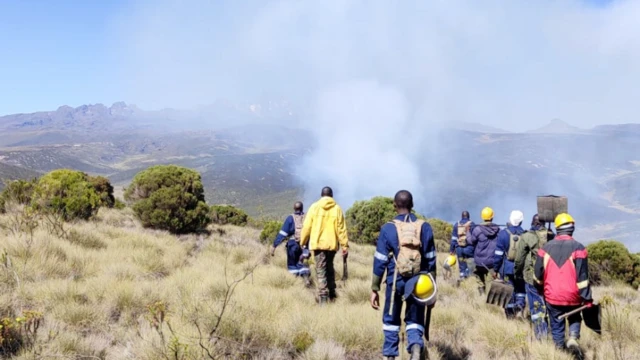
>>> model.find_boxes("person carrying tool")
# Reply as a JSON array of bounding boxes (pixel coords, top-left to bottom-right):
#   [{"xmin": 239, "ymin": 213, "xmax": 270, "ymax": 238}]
[
  {"xmin": 370, "ymin": 190, "xmax": 437, "ymax": 360},
  {"xmin": 271, "ymin": 201, "xmax": 311, "ymax": 285},
  {"xmin": 449, "ymin": 210, "xmax": 475, "ymax": 283},
  {"xmin": 493, "ymin": 210, "xmax": 526, "ymax": 318},
  {"xmin": 467, "ymin": 207, "xmax": 501, "ymax": 295},
  {"xmin": 300, "ymin": 186, "xmax": 349, "ymax": 304},
  {"xmin": 534, "ymin": 213, "xmax": 593, "ymax": 355},
  {"xmin": 514, "ymin": 214, "xmax": 553, "ymax": 340}
]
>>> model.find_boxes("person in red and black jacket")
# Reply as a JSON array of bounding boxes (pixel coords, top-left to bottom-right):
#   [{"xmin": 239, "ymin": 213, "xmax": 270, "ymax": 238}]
[{"xmin": 534, "ymin": 213, "xmax": 592, "ymax": 353}]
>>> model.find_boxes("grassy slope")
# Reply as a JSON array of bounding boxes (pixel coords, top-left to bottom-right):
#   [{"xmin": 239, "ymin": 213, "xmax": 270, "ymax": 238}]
[{"xmin": 0, "ymin": 209, "xmax": 639, "ymax": 360}]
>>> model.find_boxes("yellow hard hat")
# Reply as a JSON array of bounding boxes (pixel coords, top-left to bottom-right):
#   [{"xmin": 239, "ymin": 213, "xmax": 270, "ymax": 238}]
[
  {"xmin": 554, "ymin": 213, "xmax": 574, "ymax": 228},
  {"xmin": 445, "ymin": 254, "xmax": 457, "ymax": 267},
  {"xmin": 481, "ymin": 207, "xmax": 494, "ymax": 221},
  {"xmin": 413, "ymin": 273, "xmax": 437, "ymax": 306}
]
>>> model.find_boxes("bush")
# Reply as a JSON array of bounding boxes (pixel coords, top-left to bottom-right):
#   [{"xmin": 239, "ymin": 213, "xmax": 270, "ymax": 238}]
[
  {"xmin": 210, "ymin": 205, "xmax": 248, "ymax": 226},
  {"xmin": 587, "ymin": 240, "xmax": 640, "ymax": 289},
  {"xmin": 259, "ymin": 221, "xmax": 283, "ymax": 244},
  {"xmin": 426, "ymin": 218, "xmax": 454, "ymax": 245},
  {"xmin": 0, "ymin": 179, "xmax": 37, "ymax": 212},
  {"xmin": 346, "ymin": 196, "xmax": 396, "ymax": 245},
  {"xmin": 88, "ymin": 176, "xmax": 115, "ymax": 208},
  {"xmin": 31, "ymin": 170, "xmax": 107, "ymax": 221},
  {"xmin": 124, "ymin": 165, "xmax": 211, "ymax": 234}
]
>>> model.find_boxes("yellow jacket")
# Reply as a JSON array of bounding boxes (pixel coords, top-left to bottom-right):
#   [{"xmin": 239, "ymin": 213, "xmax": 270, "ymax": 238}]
[{"xmin": 300, "ymin": 196, "xmax": 349, "ymax": 252}]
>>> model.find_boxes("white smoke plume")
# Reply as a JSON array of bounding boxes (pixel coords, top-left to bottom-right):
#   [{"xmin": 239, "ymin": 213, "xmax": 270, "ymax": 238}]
[{"xmin": 111, "ymin": 0, "xmax": 640, "ymax": 249}]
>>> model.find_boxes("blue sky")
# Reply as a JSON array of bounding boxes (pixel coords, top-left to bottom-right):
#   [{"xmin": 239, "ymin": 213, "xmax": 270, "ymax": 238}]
[{"xmin": 0, "ymin": 0, "xmax": 626, "ymax": 123}]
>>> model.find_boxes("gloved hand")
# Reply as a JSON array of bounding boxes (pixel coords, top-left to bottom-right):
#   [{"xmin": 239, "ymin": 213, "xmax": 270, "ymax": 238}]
[
  {"xmin": 370, "ymin": 291, "xmax": 380, "ymax": 310},
  {"xmin": 583, "ymin": 299, "xmax": 594, "ymax": 308}
]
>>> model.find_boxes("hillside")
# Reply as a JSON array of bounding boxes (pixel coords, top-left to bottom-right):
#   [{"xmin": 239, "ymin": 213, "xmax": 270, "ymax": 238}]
[
  {"xmin": 1, "ymin": 103, "xmax": 640, "ymax": 249},
  {"xmin": 0, "ymin": 208, "xmax": 638, "ymax": 359}
]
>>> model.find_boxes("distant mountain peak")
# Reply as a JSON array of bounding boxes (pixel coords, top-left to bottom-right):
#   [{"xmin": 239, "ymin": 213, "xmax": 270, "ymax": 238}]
[
  {"xmin": 528, "ymin": 118, "xmax": 584, "ymax": 134},
  {"xmin": 446, "ymin": 121, "xmax": 510, "ymax": 134}
]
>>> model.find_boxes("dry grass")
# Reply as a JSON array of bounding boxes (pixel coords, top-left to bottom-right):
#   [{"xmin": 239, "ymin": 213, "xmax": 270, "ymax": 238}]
[{"xmin": 1, "ymin": 208, "xmax": 639, "ymax": 359}]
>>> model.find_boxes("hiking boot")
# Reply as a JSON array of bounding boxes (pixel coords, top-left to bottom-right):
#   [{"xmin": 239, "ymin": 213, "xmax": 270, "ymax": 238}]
[
  {"xmin": 409, "ymin": 344, "xmax": 421, "ymax": 360},
  {"xmin": 566, "ymin": 338, "xmax": 584, "ymax": 360}
]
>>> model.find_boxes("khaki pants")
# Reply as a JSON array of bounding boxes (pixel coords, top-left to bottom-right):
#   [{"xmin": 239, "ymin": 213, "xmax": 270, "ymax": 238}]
[{"xmin": 313, "ymin": 250, "xmax": 336, "ymax": 299}]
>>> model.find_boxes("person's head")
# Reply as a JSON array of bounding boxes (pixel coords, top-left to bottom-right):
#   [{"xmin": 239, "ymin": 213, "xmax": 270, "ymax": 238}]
[
  {"xmin": 509, "ymin": 210, "xmax": 524, "ymax": 227},
  {"xmin": 393, "ymin": 190, "xmax": 414, "ymax": 213},
  {"xmin": 554, "ymin": 213, "xmax": 575, "ymax": 236},
  {"xmin": 293, "ymin": 201, "xmax": 303, "ymax": 213},
  {"xmin": 461, "ymin": 210, "xmax": 470, "ymax": 220},
  {"xmin": 531, "ymin": 214, "xmax": 544, "ymax": 228},
  {"xmin": 321, "ymin": 186, "xmax": 333, "ymax": 198}
]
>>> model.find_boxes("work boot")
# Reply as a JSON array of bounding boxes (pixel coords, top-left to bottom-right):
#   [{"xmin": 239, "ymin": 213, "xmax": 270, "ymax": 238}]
[
  {"xmin": 566, "ymin": 337, "xmax": 584, "ymax": 360},
  {"xmin": 409, "ymin": 344, "xmax": 421, "ymax": 360}
]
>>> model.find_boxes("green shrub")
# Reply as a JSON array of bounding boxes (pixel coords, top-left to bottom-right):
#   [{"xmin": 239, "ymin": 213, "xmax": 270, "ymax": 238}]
[
  {"xmin": 210, "ymin": 205, "xmax": 248, "ymax": 226},
  {"xmin": 259, "ymin": 221, "xmax": 283, "ymax": 244},
  {"xmin": 426, "ymin": 218, "xmax": 454, "ymax": 245},
  {"xmin": 88, "ymin": 176, "xmax": 115, "ymax": 208},
  {"xmin": 587, "ymin": 240, "xmax": 640, "ymax": 288},
  {"xmin": 0, "ymin": 179, "xmax": 37, "ymax": 212},
  {"xmin": 124, "ymin": 165, "xmax": 210, "ymax": 234},
  {"xmin": 114, "ymin": 198, "xmax": 126, "ymax": 210},
  {"xmin": 31, "ymin": 170, "xmax": 106, "ymax": 221},
  {"xmin": 346, "ymin": 196, "xmax": 396, "ymax": 245}
]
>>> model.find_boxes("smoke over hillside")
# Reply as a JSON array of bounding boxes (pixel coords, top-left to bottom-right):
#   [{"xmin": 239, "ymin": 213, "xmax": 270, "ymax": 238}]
[{"xmin": 112, "ymin": 0, "xmax": 640, "ymax": 245}]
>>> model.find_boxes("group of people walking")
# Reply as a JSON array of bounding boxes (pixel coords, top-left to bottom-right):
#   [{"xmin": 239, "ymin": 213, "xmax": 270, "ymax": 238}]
[{"xmin": 271, "ymin": 187, "xmax": 593, "ymax": 360}]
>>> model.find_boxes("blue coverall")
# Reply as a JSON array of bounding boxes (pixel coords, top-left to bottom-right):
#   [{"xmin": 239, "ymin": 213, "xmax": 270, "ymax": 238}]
[
  {"xmin": 371, "ymin": 214, "xmax": 437, "ymax": 357},
  {"xmin": 449, "ymin": 219, "xmax": 474, "ymax": 279},
  {"xmin": 494, "ymin": 224, "xmax": 526, "ymax": 317},
  {"xmin": 273, "ymin": 212, "xmax": 310, "ymax": 276}
]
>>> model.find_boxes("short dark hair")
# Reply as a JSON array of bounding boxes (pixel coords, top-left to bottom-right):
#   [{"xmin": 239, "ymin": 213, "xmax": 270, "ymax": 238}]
[
  {"xmin": 321, "ymin": 186, "xmax": 333, "ymax": 197},
  {"xmin": 394, "ymin": 190, "xmax": 413, "ymax": 210},
  {"xmin": 294, "ymin": 201, "xmax": 303, "ymax": 212},
  {"xmin": 532, "ymin": 214, "xmax": 544, "ymax": 227},
  {"xmin": 462, "ymin": 211, "xmax": 470, "ymax": 219}
]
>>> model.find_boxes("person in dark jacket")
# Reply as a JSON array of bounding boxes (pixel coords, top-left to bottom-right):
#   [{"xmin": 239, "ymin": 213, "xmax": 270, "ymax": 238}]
[
  {"xmin": 271, "ymin": 201, "xmax": 311, "ymax": 283},
  {"xmin": 494, "ymin": 210, "xmax": 526, "ymax": 318},
  {"xmin": 467, "ymin": 207, "xmax": 501, "ymax": 295},
  {"xmin": 449, "ymin": 211, "xmax": 475, "ymax": 282},
  {"xmin": 534, "ymin": 213, "xmax": 592, "ymax": 355},
  {"xmin": 370, "ymin": 190, "xmax": 437, "ymax": 360},
  {"xmin": 514, "ymin": 214, "xmax": 554, "ymax": 340}
]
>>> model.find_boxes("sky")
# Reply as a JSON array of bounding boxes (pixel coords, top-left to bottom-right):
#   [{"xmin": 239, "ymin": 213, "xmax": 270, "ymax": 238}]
[{"xmin": 0, "ymin": 0, "xmax": 635, "ymax": 132}]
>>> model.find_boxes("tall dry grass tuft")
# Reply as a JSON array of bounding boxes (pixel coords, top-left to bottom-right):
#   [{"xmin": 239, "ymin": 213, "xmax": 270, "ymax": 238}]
[{"xmin": 0, "ymin": 206, "xmax": 639, "ymax": 359}]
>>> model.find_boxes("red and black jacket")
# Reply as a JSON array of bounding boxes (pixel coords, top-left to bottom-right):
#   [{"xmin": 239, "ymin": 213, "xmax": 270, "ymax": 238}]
[{"xmin": 533, "ymin": 235, "xmax": 593, "ymax": 306}]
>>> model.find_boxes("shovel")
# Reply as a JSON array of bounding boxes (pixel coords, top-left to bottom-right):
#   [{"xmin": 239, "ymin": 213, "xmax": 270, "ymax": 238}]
[
  {"xmin": 486, "ymin": 260, "xmax": 514, "ymax": 308},
  {"xmin": 558, "ymin": 302, "xmax": 601, "ymax": 335}
]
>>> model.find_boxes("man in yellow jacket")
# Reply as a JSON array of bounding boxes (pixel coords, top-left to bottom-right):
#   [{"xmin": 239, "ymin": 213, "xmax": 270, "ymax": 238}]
[{"xmin": 300, "ymin": 186, "xmax": 349, "ymax": 304}]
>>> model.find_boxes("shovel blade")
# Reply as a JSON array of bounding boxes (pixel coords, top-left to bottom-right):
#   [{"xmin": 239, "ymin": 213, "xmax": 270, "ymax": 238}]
[
  {"xmin": 582, "ymin": 304, "xmax": 601, "ymax": 334},
  {"xmin": 486, "ymin": 280, "xmax": 514, "ymax": 308}
]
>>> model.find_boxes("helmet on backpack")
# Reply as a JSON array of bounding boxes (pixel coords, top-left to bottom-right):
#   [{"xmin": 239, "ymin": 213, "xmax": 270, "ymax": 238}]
[
  {"xmin": 481, "ymin": 207, "xmax": 494, "ymax": 221},
  {"xmin": 444, "ymin": 255, "xmax": 457, "ymax": 267},
  {"xmin": 412, "ymin": 273, "xmax": 437, "ymax": 306}
]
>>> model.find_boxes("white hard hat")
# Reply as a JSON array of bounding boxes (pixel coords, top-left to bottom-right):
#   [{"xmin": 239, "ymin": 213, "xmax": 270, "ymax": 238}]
[{"xmin": 510, "ymin": 210, "xmax": 524, "ymax": 226}]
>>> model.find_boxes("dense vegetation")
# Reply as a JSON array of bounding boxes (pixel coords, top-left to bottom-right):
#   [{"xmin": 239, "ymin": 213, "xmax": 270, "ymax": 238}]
[
  {"xmin": 210, "ymin": 205, "xmax": 249, "ymax": 226},
  {"xmin": 1, "ymin": 170, "xmax": 114, "ymax": 221},
  {"xmin": 124, "ymin": 165, "xmax": 211, "ymax": 234},
  {"xmin": 587, "ymin": 240, "xmax": 640, "ymax": 289}
]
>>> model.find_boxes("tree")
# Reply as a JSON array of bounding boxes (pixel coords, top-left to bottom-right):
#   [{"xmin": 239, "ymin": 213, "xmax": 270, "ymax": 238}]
[
  {"xmin": 31, "ymin": 169, "xmax": 104, "ymax": 221},
  {"xmin": 210, "ymin": 205, "xmax": 249, "ymax": 226},
  {"xmin": 124, "ymin": 165, "xmax": 211, "ymax": 234},
  {"xmin": 587, "ymin": 240, "xmax": 640, "ymax": 289}
]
